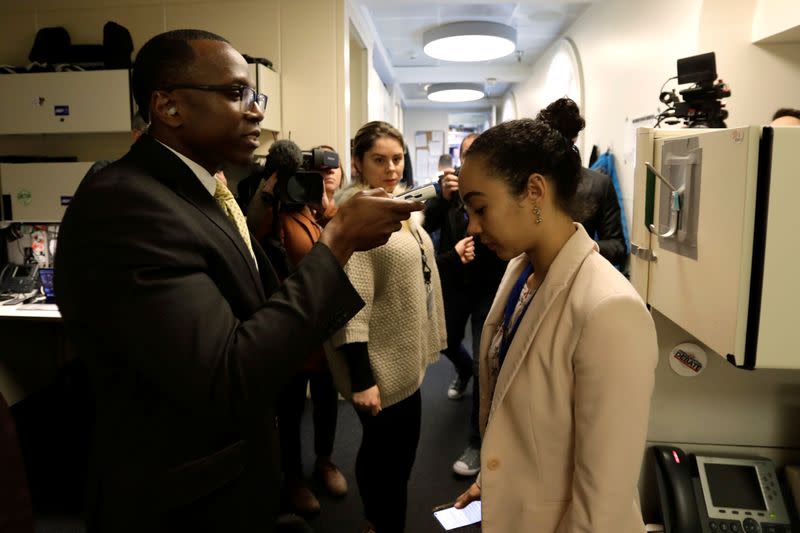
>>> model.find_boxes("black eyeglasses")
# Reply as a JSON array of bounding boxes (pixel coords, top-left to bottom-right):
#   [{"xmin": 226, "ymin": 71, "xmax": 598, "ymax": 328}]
[{"xmin": 162, "ymin": 84, "xmax": 268, "ymax": 114}]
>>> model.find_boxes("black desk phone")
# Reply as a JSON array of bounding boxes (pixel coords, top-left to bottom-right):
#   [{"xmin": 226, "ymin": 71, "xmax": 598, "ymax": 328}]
[
  {"xmin": 652, "ymin": 446, "xmax": 793, "ymax": 533},
  {"xmin": 0, "ymin": 263, "xmax": 39, "ymax": 294}
]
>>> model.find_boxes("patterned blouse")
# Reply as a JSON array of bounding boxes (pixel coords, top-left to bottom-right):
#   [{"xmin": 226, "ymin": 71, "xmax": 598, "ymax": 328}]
[{"xmin": 486, "ymin": 278, "xmax": 537, "ymax": 407}]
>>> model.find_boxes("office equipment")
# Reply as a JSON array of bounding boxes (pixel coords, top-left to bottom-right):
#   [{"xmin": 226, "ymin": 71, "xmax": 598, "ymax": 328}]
[
  {"xmin": 652, "ymin": 446, "xmax": 792, "ymax": 533},
  {"xmin": 631, "ymin": 126, "xmax": 799, "ymax": 368},
  {"xmin": 0, "ymin": 162, "xmax": 92, "ymax": 222},
  {"xmin": 37, "ymin": 268, "xmax": 55, "ymax": 304},
  {"xmin": 0, "ymin": 263, "xmax": 39, "ymax": 294}
]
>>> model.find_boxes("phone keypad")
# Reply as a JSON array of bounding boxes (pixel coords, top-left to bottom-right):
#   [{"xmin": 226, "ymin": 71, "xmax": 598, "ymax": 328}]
[{"xmin": 708, "ymin": 519, "xmax": 744, "ymax": 532}]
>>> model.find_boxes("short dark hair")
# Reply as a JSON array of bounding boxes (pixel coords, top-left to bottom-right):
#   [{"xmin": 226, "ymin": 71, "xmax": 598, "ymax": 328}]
[
  {"xmin": 131, "ymin": 29, "xmax": 229, "ymax": 121},
  {"xmin": 351, "ymin": 121, "xmax": 405, "ymax": 185},
  {"xmin": 464, "ymin": 118, "xmax": 581, "ymax": 213},
  {"xmin": 772, "ymin": 108, "xmax": 800, "ymax": 121},
  {"xmin": 460, "ymin": 132, "xmax": 479, "ymax": 156},
  {"xmin": 536, "ymin": 97, "xmax": 585, "ymax": 140}
]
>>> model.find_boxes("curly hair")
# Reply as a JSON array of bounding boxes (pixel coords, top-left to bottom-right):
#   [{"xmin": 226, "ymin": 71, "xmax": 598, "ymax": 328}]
[
  {"xmin": 464, "ymin": 117, "xmax": 581, "ymax": 212},
  {"xmin": 536, "ymin": 97, "xmax": 585, "ymax": 141}
]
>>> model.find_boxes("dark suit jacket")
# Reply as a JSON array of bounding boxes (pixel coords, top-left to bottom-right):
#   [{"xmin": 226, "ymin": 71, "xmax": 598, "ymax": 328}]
[
  {"xmin": 423, "ymin": 192, "xmax": 506, "ymax": 300},
  {"xmin": 55, "ymin": 135, "xmax": 363, "ymax": 532},
  {"xmin": 570, "ymin": 167, "xmax": 627, "ymax": 268},
  {"xmin": 0, "ymin": 391, "xmax": 33, "ymax": 533}
]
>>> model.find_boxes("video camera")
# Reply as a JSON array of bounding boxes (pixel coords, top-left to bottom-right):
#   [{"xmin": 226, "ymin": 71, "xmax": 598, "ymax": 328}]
[
  {"xmin": 263, "ymin": 141, "xmax": 339, "ymax": 207},
  {"xmin": 656, "ymin": 52, "xmax": 731, "ymax": 128}
]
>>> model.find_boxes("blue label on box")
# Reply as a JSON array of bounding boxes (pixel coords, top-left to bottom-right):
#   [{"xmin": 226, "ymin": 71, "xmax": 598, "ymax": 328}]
[
  {"xmin": 60, "ymin": 196, "xmax": 72, "ymax": 206},
  {"xmin": 54, "ymin": 105, "xmax": 70, "ymax": 116}
]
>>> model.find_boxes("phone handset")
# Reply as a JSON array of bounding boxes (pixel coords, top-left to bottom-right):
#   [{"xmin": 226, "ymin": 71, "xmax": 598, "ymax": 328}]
[
  {"xmin": 0, "ymin": 263, "xmax": 13, "ymax": 285},
  {"xmin": 652, "ymin": 446, "xmax": 702, "ymax": 533}
]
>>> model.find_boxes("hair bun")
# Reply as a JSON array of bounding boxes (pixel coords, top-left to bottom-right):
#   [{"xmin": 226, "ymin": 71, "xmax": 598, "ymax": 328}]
[{"xmin": 536, "ymin": 98, "xmax": 585, "ymax": 141}]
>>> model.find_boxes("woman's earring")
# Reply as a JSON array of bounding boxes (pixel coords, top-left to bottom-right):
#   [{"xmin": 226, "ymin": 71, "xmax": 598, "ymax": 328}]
[{"xmin": 533, "ymin": 206, "xmax": 543, "ymax": 224}]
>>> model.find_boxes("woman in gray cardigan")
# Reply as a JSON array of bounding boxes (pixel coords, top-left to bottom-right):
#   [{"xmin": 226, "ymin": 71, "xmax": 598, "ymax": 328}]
[{"xmin": 327, "ymin": 121, "xmax": 446, "ymax": 533}]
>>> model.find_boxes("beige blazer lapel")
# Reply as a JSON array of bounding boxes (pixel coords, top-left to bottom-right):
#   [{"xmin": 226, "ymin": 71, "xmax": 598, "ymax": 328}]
[{"xmin": 483, "ymin": 224, "xmax": 599, "ymax": 430}]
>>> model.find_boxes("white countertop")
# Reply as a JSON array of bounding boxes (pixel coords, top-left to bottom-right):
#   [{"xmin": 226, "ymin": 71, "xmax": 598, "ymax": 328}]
[{"xmin": 0, "ymin": 303, "xmax": 61, "ymax": 320}]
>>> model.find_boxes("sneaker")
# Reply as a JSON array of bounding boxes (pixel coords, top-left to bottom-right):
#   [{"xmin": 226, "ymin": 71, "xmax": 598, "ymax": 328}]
[
  {"xmin": 314, "ymin": 457, "xmax": 348, "ymax": 497},
  {"xmin": 447, "ymin": 375, "xmax": 470, "ymax": 400},
  {"xmin": 452, "ymin": 445, "xmax": 481, "ymax": 476}
]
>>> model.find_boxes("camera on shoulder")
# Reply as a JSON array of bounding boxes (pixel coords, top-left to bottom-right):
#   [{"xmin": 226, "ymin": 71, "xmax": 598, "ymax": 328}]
[{"xmin": 260, "ymin": 140, "xmax": 339, "ymax": 207}]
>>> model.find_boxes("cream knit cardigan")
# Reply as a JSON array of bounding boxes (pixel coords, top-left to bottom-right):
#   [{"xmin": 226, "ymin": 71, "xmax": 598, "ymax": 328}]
[{"xmin": 326, "ymin": 184, "xmax": 447, "ymax": 408}]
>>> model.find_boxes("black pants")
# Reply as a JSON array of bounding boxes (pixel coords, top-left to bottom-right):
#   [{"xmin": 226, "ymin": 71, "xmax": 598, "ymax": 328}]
[
  {"xmin": 442, "ymin": 285, "xmax": 493, "ymax": 448},
  {"xmin": 355, "ymin": 389, "xmax": 421, "ymax": 533},
  {"xmin": 278, "ymin": 370, "xmax": 339, "ymax": 477}
]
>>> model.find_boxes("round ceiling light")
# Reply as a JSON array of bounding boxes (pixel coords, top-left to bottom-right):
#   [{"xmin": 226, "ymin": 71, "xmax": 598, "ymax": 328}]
[
  {"xmin": 427, "ymin": 83, "xmax": 485, "ymax": 103},
  {"xmin": 423, "ymin": 21, "xmax": 517, "ymax": 62}
]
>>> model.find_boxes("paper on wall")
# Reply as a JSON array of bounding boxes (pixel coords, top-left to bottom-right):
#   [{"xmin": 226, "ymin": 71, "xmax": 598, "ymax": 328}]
[
  {"xmin": 415, "ymin": 148, "xmax": 430, "ymax": 181},
  {"xmin": 428, "ymin": 140, "xmax": 443, "ymax": 158}
]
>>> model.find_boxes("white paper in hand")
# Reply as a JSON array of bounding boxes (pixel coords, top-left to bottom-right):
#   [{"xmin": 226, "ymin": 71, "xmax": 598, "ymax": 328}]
[{"xmin": 433, "ymin": 501, "xmax": 481, "ymax": 530}]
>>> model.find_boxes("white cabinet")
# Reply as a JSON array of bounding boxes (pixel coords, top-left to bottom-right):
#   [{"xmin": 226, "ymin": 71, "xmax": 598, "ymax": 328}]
[
  {"xmin": 631, "ymin": 127, "xmax": 799, "ymax": 369},
  {"xmin": 0, "ymin": 70, "xmax": 132, "ymax": 134},
  {"xmin": 250, "ymin": 64, "xmax": 281, "ymax": 133},
  {"xmin": 0, "ymin": 162, "xmax": 92, "ymax": 222}
]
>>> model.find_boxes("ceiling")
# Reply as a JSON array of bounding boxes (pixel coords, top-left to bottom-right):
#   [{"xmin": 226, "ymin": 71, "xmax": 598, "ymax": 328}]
[{"xmin": 353, "ymin": 0, "xmax": 591, "ymax": 109}]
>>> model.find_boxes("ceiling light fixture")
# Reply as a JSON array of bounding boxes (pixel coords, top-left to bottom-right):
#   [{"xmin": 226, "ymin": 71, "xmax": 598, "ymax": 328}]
[
  {"xmin": 423, "ymin": 21, "xmax": 517, "ymax": 62},
  {"xmin": 427, "ymin": 83, "xmax": 485, "ymax": 103}
]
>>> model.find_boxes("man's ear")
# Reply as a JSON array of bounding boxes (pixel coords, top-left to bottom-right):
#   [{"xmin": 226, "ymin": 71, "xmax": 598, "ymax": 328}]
[{"xmin": 151, "ymin": 90, "xmax": 182, "ymax": 126}]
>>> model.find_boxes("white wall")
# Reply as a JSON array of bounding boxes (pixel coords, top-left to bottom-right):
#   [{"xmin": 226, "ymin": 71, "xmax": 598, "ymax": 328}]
[
  {"xmin": 366, "ymin": 64, "xmax": 393, "ymax": 124},
  {"xmin": 513, "ymin": 0, "xmax": 800, "ymax": 237},
  {"xmin": 513, "ymin": 0, "xmax": 701, "ymax": 227},
  {"xmin": 752, "ymin": 0, "xmax": 800, "ymax": 42},
  {"xmin": 698, "ymin": 0, "xmax": 800, "ymax": 125},
  {"xmin": 403, "ymin": 108, "xmax": 449, "ymax": 184}
]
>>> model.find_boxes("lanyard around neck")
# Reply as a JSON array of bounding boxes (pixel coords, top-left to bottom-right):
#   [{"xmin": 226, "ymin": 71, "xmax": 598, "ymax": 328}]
[
  {"xmin": 499, "ymin": 263, "xmax": 535, "ymax": 366},
  {"xmin": 409, "ymin": 222, "xmax": 432, "ymax": 289}
]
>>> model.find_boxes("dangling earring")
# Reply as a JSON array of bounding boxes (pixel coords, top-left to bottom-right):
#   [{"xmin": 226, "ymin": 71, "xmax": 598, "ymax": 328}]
[{"xmin": 533, "ymin": 205, "xmax": 543, "ymax": 224}]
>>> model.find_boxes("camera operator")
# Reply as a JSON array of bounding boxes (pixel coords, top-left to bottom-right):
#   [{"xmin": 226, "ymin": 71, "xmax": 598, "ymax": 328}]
[
  {"xmin": 315, "ymin": 144, "xmax": 345, "ymax": 224},
  {"xmin": 246, "ymin": 143, "xmax": 349, "ymax": 515}
]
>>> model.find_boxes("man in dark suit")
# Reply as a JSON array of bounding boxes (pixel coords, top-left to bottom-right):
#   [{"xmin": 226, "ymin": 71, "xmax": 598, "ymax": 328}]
[{"xmin": 55, "ymin": 29, "xmax": 420, "ymax": 533}]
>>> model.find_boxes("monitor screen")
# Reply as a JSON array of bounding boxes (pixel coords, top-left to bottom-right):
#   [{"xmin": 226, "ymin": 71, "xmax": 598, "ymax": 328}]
[
  {"xmin": 677, "ymin": 52, "xmax": 717, "ymax": 85},
  {"xmin": 705, "ymin": 463, "xmax": 766, "ymax": 510},
  {"xmin": 38, "ymin": 268, "xmax": 55, "ymax": 298}
]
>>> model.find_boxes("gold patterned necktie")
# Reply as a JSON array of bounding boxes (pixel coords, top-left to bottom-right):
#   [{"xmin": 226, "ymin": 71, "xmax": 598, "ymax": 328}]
[{"xmin": 213, "ymin": 179, "xmax": 256, "ymax": 262}]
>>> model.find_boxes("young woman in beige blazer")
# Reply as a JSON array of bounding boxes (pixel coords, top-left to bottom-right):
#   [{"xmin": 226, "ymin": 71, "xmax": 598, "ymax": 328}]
[{"xmin": 453, "ymin": 112, "xmax": 658, "ymax": 532}]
